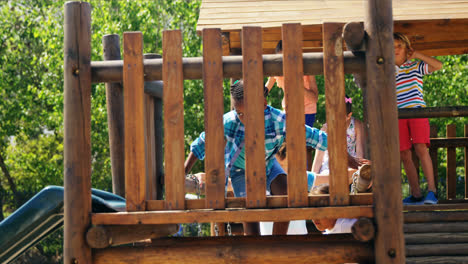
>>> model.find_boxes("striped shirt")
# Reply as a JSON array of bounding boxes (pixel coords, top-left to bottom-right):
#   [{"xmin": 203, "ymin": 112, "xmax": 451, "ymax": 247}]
[
  {"xmin": 191, "ymin": 105, "xmax": 327, "ymax": 177},
  {"xmin": 395, "ymin": 60, "xmax": 430, "ymax": 108}
]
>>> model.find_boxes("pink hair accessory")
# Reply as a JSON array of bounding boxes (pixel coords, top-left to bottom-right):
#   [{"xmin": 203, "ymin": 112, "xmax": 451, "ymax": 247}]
[{"xmin": 345, "ymin": 97, "xmax": 352, "ymax": 103}]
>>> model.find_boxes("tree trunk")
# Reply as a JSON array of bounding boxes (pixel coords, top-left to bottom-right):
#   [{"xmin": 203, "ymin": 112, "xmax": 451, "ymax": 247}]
[{"xmin": 0, "ymin": 149, "xmax": 21, "ymax": 203}]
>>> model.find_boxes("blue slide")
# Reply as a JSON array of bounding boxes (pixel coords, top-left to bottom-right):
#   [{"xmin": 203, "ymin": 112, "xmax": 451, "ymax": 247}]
[{"xmin": 0, "ymin": 186, "xmax": 125, "ymax": 264}]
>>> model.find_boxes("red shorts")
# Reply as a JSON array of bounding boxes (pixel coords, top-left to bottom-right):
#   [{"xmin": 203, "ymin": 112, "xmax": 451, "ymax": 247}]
[{"xmin": 398, "ymin": 118, "xmax": 430, "ymax": 151}]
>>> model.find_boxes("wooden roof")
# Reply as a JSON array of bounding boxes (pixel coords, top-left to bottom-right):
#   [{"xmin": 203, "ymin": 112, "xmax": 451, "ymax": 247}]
[{"xmin": 197, "ymin": 0, "xmax": 468, "ymax": 56}]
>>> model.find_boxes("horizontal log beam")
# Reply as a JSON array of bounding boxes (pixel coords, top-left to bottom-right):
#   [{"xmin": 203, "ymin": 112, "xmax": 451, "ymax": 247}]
[
  {"xmin": 406, "ymin": 243, "xmax": 468, "ymax": 257},
  {"xmin": 405, "ymin": 232, "xmax": 468, "ymax": 245},
  {"xmin": 406, "ymin": 256, "xmax": 468, "ymax": 264},
  {"xmin": 86, "ymin": 224, "xmax": 178, "ymax": 248},
  {"xmin": 405, "ymin": 210, "xmax": 468, "ymax": 223},
  {"xmin": 430, "ymin": 138, "xmax": 468, "ymax": 148},
  {"xmin": 92, "ymin": 206, "xmax": 373, "ymax": 225},
  {"xmin": 403, "ymin": 203, "xmax": 468, "ymax": 211},
  {"xmin": 398, "ymin": 106, "xmax": 468, "ymax": 119},
  {"xmin": 91, "ymin": 52, "xmax": 365, "ymax": 83},
  {"xmin": 92, "ymin": 235, "xmax": 373, "ymax": 264},
  {"xmin": 147, "ymin": 193, "xmax": 373, "ymax": 210},
  {"xmin": 404, "ymin": 222, "xmax": 468, "ymax": 233}
]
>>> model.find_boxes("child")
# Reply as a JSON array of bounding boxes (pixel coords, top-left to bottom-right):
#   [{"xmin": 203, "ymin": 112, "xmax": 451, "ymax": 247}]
[
  {"xmin": 311, "ymin": 96, "xmax": 366, "ymax": 187},
  {"xmin": 184, "ymin": 80, "xmax": 328, "ymax": 235},
  {"xmin": 266, "ymin": 40, "xmax": 319, "ymax": 170},
  {"xmin": 394, "ymin": 32, "xmax": 443, "ymax": 205}
]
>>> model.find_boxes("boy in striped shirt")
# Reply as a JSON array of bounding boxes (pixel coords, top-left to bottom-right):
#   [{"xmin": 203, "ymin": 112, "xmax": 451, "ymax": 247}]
[{"xmin": 394, "ymin": 32, "xmax": 443, "ymax": 205}]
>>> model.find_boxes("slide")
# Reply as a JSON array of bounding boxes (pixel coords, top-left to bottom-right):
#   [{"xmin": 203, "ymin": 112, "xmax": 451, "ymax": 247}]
[{"xmin": 0, "ymin": 186, "xmax": 125, "ymax": 264}]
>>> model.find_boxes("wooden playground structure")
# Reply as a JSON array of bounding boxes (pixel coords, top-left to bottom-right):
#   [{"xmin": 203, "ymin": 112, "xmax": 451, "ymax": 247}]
[{"xmin": 64, "ymin": 1, "xmax": 468, "ymax": 263}]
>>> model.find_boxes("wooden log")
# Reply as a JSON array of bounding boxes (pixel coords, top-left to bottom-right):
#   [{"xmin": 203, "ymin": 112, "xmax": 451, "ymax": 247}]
[
  {"xmin": 103, "ymin": 34, "xmax": 125, "ymax": 197},
  {"xmin": 399, "ymin": 106, "xmax": 468, "ymax": 119},
  {"xmin": 86, "ymin": 224, "xmax": 179, "ymax": 248},
  {"xmin": 242, "ymin": 26, "xmax": 267, "ymax": 208},
  {"xmin": 404, "ymin": 203, "xmax": 468, "ymax": 211},
  {"xmin": 364, "ymin": 0, "xmax": 406, "ymax": 263},
  {"xmin": 123, "ymin": 32, "xmax": 146, "ymax": 211},
  {"xmin": 162, "ymin": 30, "xmax": 185, "ymax": 210},
  {"xmin": 447, "ymin": 124, "xmax": 457, "ymax": 199},
  {"xmin": 323, "ymin": 22, "xmax": 349, "ymax": 206},
  {"xmin": 429, "ymin": 125, "xmax": 439, "ymax": 193},
  {"xmin": 202, "ymin": 28, "xmax": 225, "ymax": 210},
  {"xmin": 343, "ymin": 22, "xmax": 365, "ymax": 51},
  {"xmin": 63, "ymin": 2, "xmax": 92, "ymax": 263},
  {"xmin": 465, "ymin": 124, "xmax": 468, "ymax": 199},
  {"xmin": 407, "ymin": 256, "xmax": 468, "ymax": 264},
  {"xmin": 92, "ymin": 206, "xmax": 374, "ymax": 225},
  {"xmin": 93, "ymin": 235, "xmax": 374, "ymax": 264},
  {"xmin": 351, "ymin": 218, "xmax": 375, "ymax": 242},
  {"xmin": 406, "ymin": 243, "xmax": 468, "ymax": 257},
  {"xmin": 405, "ymin": 211, "xmax": 468, "ymax": 223},
  {"xmin": 404, "ymin": 222, "xmax": 468, "ymax": 233},
  {"xmin": 145, "ymin": 193, "xmax": 373, "ymax": 210},
  {"xmin": 282, "ymin": 23, "xmax": 308, "ymax": 207},
  {"xmin": 430, "ymin": 138, "xmax": 468, "ymax": 148},
  {"xmin": 405, "ymin": 232, "xmax": 468, "ymax": 245},
  {"xmin": 90, "ymin": 52, "xmax": 366, "ymax": 83}
]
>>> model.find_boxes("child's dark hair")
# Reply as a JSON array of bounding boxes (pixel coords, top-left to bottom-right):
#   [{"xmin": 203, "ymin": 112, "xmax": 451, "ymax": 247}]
[
  {"xmin": 393, "ymin": 32, "xmax": 412, "ymax": 51},
  {"xmin": 230, "ymin": 80, "xmax": 269, "ymax": 102},
  {"xmin": 345, "ymin": 95, "xmax": 352, "ymax": 114},
  {"xmin": 275, "ymin": 40, "xmax": 282, "ymax": 53},
  {"xmin": 310, "ymin": 184, "xmax": 329, "ymax": 195}
]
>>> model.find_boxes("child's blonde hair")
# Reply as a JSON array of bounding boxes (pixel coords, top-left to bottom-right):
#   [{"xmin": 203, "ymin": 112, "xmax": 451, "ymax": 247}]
[
  {"xmin": 310, "ymin": 184, "xmax": 329, "ymax": 195},
  {"xmin": 393, "ymin": 32, "xmax": 412, "ymax": 51}
]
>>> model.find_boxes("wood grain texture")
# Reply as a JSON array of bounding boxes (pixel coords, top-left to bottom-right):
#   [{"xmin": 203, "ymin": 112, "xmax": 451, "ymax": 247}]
[
  {"xmin": 447, "ymin": 124, "xmax": 457, "ymax": 199},
  {"xmin": 203, "ymin": 28, "xmax": 225, "ymax": 209},
  {"xmin": 63, "ymin": 2, "xmax": 92, "ymax": 263},
  {"xmin": 123, "ymin": 32, "xmax": 146, "ymax": 211},
  {"xmin": 466, "ymin": 124, "xmax": 468, "ymax": 199},
  {"xmin": 323, "ymin": 22, "xmax": 349, "ymax": 206},
  {"xmin": 404, "ymin": 210, "xmax": 468, "ymax": 223},
  {"xmin": 405, "ymin": 232, "xmax": 468, "ymax": 245},
  {"xmin": 162, "ymin": 30, "xmax": 185, "ymax": 210},
  {"xmin": 144, "ymin": 94, "xmax": 156, "ymax": 200},
  {"xmin": 92, "ymin": 205, "xmax": 374, "ymax": 225},
  {"xmin": 404, "ymin": 222, "xmax": 468, "ymax": 233},
  {"xmin": 364, "ymin": 0, "xmax": 406, "ymax": 263},
  {"xmin": 242, "ymin": 26, "xmax": 266, "ymax": 208},
  {"xmin": 282, "ymin": 23, "xmax": 308, "ymax": 207},
  {"xmin": 103, "ymin": 34, "xmax": 125, "ymax": 197}
]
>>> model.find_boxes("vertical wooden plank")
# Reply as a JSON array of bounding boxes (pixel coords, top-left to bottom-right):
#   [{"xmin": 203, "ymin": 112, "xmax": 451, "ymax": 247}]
[
  {"xmin": 123, "ymin": 32, "xmax": 146, "ymax": 211},
  {"xmin": 323, "ymin": 23, "xmax": 349, "ymax": 206},
  {"xmin": 103, "ymin": 34, "xmax": 125, "ymax": 197},
  {"xmin": 162, "ymin": 30, "xmax": 185, "ymax": 210},
  {"xmin": 364, "ymin": 0, "xmax": 406, "ymax": 263},
  {"xmin": 446, "ymin": 124, "xmax": 457, "ymax": 199},
  {"xmin": 203, "ymin": 28, "xmax": 225, "ymax": 210},
  {"xmin": 429, "ymin": 125, "xmax": 439, "ymax": 193},
  {"xmin": 145, "ymin": 94, "xmax": 157, "ymax": 199},
  {"xmin": 282, "ymin": 23, "xmax": 308, "ymax": 207},
  {"xmin": 242, "ymin": 26, "xmax": 266, "ymax": 208},
  {"xmin": 63, "ymin": 2, "xmax": 92, "ymax": 263},
  {"xmin": 465, "ymin": 124, "xmax": 468, "ymax": 199}
]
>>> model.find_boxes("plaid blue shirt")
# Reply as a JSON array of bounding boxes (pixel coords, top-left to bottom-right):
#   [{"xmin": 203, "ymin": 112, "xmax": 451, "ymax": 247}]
[{"xmin": 190, "ymin": 105, "xmax": 327, "ymax": 176}]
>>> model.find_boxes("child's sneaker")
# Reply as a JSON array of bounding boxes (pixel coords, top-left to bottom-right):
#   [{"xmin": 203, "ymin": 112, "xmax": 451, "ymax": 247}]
[
  {"xmin": 402, "ymin": 195, "xmax": 424, "ymax": 205},
  {"xmin": 424, "ymin": 191, "xmax": 438, "ymax": 204}
]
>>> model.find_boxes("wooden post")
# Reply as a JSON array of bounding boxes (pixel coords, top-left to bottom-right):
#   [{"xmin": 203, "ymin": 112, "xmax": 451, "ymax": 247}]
[
  {"xmin": 242, "ymin": 26, "xmax": 267, "ymax": 208},
  {"xmin": 103, "ymin": 34, "xmax": 125, "ymax": 197},
  {"xmin": 64, "ymin": 2, "xmax": 92, "ymax": 263},
  {"xmin": 323, "ymin": 22, "xmax": 349, "ymax": 206},
  {"xmin": 283, "ymin": 23, "xmax": 308, "ymax": 207},
  {"xmin": 123, "ymin": 32, "xmax": 146, "ymax": 211},
  {"xmin": 429, "ymin": 125, "xmax": 439, "ymax": 193},
  {"xmin": 343, "ymin": 22, "xmax": 365, "ymax": 52},
  {"xmin": 446, "ymin": 124, "xmax": 457, "ymax": 199},
  {"xmin": 364, "ymin": 0, "xmax": 406, "ymax": 263},
  {"xmin": 162, "ymin": 30, "xmax": 185, "ymax": 210},
  {"xmin": 465, "ymin": 124, "xmax": 468, "ymax": 199}
]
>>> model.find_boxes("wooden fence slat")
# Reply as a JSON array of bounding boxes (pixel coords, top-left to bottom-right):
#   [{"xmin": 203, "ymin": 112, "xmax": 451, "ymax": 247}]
[
  {"xmin": 323, "ymin": 22, "xmax": 349, "ymax": 206},
  {"xmin": 103, "ymin": 34, "xmax": 125, "ymax": 197},
  {"xmin": 364, "ymin": 0, "xmax": 406, "ymax": 262},
  {"xmin": 123, "ymin": 32, "xmax": 146, "ymax": 211},
  {"xmin": 242, "ymin": 26, "xmax": 266, "ymax": 208},
  {"xmin": 162, "ymin": 30, "xmax": 185, "ymax": 210},
  {"xmin": 144, "ymin": 93, "xmax": 157, "ymax": 199},
  {"xmin": 465, "ymin": 124, "xmax": 468, "ymax": 199},
  {"xmin": 63, "ymin": 2, "xmax": 92, "ymax": 263},
  {"xmin": 282, "ymin": 23, "xmax": 308, "ymax": 207},
  {"xmin": 429, "ymin": 125, "xmax": 439, "ymax": 193},
  {"xmin": 446, "ymin": 124, "xmax": 457, "ymax": 199},
  {"xmin": 203, "ymin": 28, "xmax": 225, "ymax": 210}
]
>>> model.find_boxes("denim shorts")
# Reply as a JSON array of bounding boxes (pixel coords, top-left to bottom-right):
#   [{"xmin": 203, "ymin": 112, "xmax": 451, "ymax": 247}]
[{"xmin": 229, "ymin": 158, "xmax": 286, "ymax": 198}]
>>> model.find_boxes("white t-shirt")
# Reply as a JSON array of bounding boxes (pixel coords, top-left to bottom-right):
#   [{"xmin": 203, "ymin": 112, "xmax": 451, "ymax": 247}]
[
  {"xmin": 260, "ymin": 220, "xmax": 308, "ymax": 235},
  {"xmin": 324, "ymin": 218, "xmax": 357, "ymax": 234}
]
